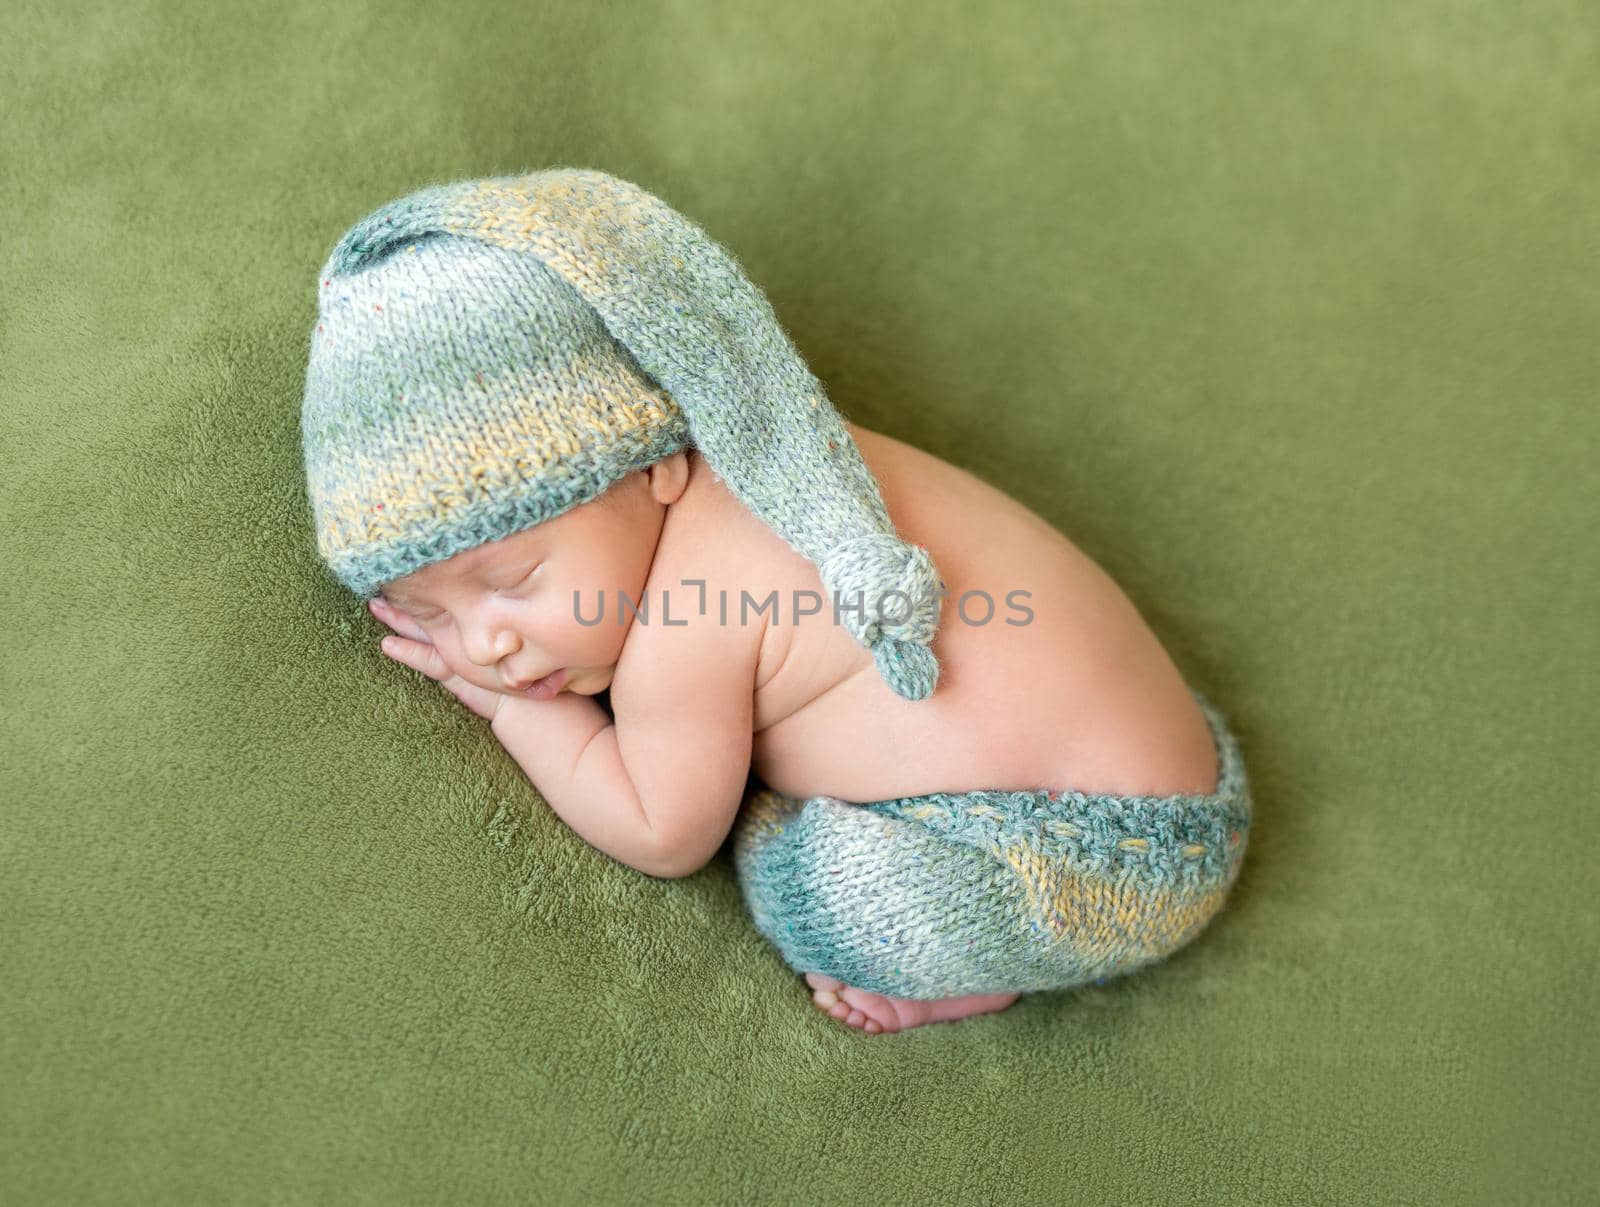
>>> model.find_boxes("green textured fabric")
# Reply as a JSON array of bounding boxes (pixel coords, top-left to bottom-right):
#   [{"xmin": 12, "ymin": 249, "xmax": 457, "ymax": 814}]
[{"xmin": 4, "ymin": 1, "xmax": 1594, "ymax": 1203}]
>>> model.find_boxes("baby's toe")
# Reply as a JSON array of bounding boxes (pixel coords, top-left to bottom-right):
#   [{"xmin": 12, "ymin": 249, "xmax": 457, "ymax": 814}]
[
  {"xmin": 838, "ymin": 986, "xmax": 904, "ymax": 1034},
  {"xmin": 802, "ymin": 974, "xmax": 897, "ymax": 1035}
]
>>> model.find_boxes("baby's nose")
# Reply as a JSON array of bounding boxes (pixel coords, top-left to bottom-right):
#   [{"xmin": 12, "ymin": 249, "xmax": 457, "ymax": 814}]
[{"xmin": 462, "ymin": 619, "xmax": 521, "ymax": 666}]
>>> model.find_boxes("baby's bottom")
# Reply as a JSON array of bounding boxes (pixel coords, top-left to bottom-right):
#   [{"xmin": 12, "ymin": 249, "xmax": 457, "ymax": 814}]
[{"xmin": 730, "ymin": 690, "xmax": 1252, "ymax": 1023}]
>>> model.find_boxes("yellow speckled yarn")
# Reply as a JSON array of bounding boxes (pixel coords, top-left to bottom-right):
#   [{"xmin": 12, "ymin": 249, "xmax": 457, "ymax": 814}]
[
  {"xmin": 732, "ymin": 689, "xmax": 1252, "ymax": 998},
  {"xmin": 302, "ymin": 167, "xmax": 944, "ymax": 701}
]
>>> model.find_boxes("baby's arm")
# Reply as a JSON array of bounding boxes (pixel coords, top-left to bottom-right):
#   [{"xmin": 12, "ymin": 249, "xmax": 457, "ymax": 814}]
[{"xmin": 490, "ymin": 598, "xmax": 759, "ymax": 880}]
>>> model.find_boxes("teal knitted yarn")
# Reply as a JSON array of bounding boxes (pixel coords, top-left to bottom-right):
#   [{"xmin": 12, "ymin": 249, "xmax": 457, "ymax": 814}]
[
  {"xmin": 301, "ymin": 168, "xmax": 945, "ymax": 702},
  {"xmin": 731, "ymin": 689, "xmax": 1253, "ymax": 998},
  {"xmin": 302, "ymin": 232, "xmax": 689, "ymax": 601}
]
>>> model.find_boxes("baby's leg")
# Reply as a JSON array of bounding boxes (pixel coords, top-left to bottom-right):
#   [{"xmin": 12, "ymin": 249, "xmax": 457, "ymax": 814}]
[
  {"xmin": 732, "ymin": 787, "xmax": 1246, "ymax": 1035},
  {"xmin": 731, "ymin": 791, "xmax": 1051, "ymax": 1032},
  {"xmin": 731, "ymin": 691, "xmax": 1251, "ymax": 1035}
]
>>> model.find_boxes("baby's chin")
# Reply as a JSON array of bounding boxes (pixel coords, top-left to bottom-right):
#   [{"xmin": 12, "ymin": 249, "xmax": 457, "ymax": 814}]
[{"xmin": 562, "ymin": 666, "xmax": 614, "ymax": 695}]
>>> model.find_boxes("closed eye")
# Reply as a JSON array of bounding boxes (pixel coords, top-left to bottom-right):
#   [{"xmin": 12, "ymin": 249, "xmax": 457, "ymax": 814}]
[{"xmin": 502, "ymin": 561, "xmax": 543, "ymax": 592}]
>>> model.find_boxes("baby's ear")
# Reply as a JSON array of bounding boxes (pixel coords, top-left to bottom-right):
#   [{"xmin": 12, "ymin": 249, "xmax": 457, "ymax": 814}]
[{"xmin": 644, "ymin": 451, "xmax": 691, "ymax": 506}]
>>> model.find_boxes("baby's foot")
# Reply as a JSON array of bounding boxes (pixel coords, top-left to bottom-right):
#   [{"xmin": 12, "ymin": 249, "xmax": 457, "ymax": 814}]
[{"xmin": 803, "ymin": 972, "xmax": 1020, "ymax": 1035}]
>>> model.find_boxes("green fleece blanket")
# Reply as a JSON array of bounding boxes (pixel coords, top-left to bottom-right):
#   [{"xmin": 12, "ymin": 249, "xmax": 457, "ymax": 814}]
[{"xmin": 4, "ymin": 1, "xmax": 1593, "ymax": 1202}]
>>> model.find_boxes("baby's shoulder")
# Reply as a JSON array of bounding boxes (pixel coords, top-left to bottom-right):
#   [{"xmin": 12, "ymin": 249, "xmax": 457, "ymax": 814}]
[
  {"xmin": 613, "ymin": 450, "xmax": 771, "ymax": 715},
  {"xmin": 634, "ymin": 449, "xmax": 781, "ymax": 640}
]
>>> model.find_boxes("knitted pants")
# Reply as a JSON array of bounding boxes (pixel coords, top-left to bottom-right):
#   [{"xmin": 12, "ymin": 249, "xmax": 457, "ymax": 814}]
[{"xmin": 730, "ymin": 689, "xmax": 1252, "ymax": 999}]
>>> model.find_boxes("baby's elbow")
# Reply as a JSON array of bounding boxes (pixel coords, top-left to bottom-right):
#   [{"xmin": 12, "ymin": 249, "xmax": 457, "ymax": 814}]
[{"xmin": 639, "ymin": 771, "xmax": 749, "ymax": 879}]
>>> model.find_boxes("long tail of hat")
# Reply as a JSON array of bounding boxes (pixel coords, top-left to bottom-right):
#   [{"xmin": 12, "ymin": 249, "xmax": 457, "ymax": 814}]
[{"xmin": 319, "ymin": 168, "xmax": 945, "ymax": 701}]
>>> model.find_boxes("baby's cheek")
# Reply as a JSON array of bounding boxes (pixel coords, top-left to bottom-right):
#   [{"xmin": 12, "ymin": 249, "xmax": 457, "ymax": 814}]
[{"xmin": 565, "ymin": 616, "xmax": 626, "ymax": 664}]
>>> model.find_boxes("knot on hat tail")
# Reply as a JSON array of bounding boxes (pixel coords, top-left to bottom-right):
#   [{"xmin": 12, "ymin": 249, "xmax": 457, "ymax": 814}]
[{"xmin": 820, "ymin": 534, "xmax": 943, "ymax": 701}]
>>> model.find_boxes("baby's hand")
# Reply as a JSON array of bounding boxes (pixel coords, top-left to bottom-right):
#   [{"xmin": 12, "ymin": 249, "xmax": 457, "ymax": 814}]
[{"xmin": 367, "ymin": 598, "xmax": 505, "ymax": 722}]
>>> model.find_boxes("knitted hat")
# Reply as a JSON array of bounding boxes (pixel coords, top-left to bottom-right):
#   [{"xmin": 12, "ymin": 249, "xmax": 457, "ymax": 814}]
[{"xmin": 301, "ymin": 168, "xmax": 945, "ymax": 701}]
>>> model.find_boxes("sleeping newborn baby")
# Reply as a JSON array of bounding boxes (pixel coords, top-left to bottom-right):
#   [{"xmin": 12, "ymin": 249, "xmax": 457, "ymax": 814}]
[
  {"xmin": 303, "ymin": 169, "xmax": 1253, "ymax": 1037},
  {"xmin": 368, "ymin": 422, "xmax": 1238, "ymax": 1036}
]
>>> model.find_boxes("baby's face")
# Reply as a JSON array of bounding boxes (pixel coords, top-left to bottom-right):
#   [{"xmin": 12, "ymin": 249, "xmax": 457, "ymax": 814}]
[{"xmin": 378, "ymin": 454, "xmax": 688, "ymax": 700}]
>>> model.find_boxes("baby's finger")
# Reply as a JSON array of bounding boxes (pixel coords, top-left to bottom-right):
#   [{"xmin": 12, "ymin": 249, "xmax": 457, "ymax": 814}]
[
  {"xmin": 379, "ymin": 635, "xmax": 451, "ymax": 683},
  {"xmin": 377, "ymin": 634, "xmax": 418, "ymax": 666},
  {"xmin": 368, "ymin": 597, "xmax": 430, "ymax": 642}
]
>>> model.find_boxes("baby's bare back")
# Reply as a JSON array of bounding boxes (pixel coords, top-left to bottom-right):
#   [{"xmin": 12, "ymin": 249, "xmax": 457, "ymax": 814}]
[{"xmin": 652, "ymin": 423, "xmax": 1220, "ymax": 803}]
